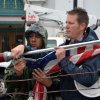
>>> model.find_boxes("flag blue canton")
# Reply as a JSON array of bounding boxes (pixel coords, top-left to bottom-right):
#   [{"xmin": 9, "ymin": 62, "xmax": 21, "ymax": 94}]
[{"xmin": 25, "ymin": 50, "xmax": 70, "ymax": 70}]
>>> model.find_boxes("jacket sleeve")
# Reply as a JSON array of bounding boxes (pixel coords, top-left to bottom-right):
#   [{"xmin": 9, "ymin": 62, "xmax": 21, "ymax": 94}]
[
  {"xmin": 5, "ymin": 67, "xmax": 33, "ymax": 92},
  {"xmin": 59, "ymin": 55, "xmax": 100, "ymax": 87},
  {"xmin": 0, "ymin": 52, "xmax": 12, "ymax": 62},
  {"xmin": 48, "ymin": 71, "xmax": 61, "ymax": 91}
]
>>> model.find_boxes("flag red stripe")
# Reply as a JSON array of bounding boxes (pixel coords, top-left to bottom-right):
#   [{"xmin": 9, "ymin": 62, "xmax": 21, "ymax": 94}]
[
  {"xmin": 33, "ymin": 45, "xmax": 100, "ymax": 100},
  {"xmin": 76, "ymin": 50, "xmax": 94, "ymax": 64},
  {"xmin": 77, "ymin": 46, "xmax": 86, "ymax": 54}
]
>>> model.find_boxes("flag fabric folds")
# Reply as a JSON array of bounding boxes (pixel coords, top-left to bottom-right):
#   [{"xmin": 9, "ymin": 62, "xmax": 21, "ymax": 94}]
[{"xmin": 25, "ymin": 45, "xmax": 100, "ymax": 100}]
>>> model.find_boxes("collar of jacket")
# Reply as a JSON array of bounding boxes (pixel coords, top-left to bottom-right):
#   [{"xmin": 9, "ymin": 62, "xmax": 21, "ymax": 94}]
[{"xmin": 73, "ymin": 27, "xmax": 99, "ymax": 44}]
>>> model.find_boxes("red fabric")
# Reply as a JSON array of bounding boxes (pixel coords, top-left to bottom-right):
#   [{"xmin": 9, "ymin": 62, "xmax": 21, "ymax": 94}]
[
  {"xmin": 0, "ymin": 53, "xmax": 5, "ymax": 62},
  {"xmin": 33, "ymin": 81, "xmax": 48, "ymax": 100},
  {"xmin": 77, "ymin": 46, "xmax": 86, "ymax": 54}
]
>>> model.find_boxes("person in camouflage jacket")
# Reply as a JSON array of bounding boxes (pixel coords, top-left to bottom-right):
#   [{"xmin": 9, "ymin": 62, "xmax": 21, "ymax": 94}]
[{"xmin": 5, "ymin": 22, "xmax": 52, "ymax": 100}]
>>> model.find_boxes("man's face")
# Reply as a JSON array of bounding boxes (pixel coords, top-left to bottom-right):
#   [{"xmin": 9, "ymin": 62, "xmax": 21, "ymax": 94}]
[
  {"xmin": 29, "ymin": 33, "xmax": 43, "ymax": 49},
  {"xmin": 66, "ymin": 14, "xmax": 84, "ymax": 40}
]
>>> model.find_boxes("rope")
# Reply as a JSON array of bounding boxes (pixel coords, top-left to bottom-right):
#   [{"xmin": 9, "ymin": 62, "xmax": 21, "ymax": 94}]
[
  {"xmin": 4, "ymin": 86, "xmax": 100, "ymax": 95},
  {"xmin": 0, "ymin": 71, "xmax": 100, "ymax": 96},
  {"xmin": 0, "ymin": 71, "xmax": 97, "ymax": 83}
]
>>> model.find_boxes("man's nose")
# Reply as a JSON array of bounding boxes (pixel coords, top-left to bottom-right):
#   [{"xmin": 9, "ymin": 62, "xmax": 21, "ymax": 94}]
[{"xmin": 66, "ymin": 23, "xmax": 69, "ymax": 29}]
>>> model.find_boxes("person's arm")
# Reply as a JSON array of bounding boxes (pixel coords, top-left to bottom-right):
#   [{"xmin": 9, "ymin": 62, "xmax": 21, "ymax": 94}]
[
  {"xmin": 13, "ymin": 59, "xmax": 26, "ymax": 76},
  {"xmin": 11, "ymin": 44, "xmax": 34, "ymax": 58},
  {"xmin": 0, "ymin": 45, "xmax": 25, "ymax": 62},
  {"xmin": 56, "ymin": 47, "xmax": 99, "ymax": 87},
  {"xmin": 0, "ymin": 52, "xmax": 12, "ymax": 62},
  {"xmin": 5, "ymin": 59, "xmax": 26, "ymax": 92},
  {"xmin": 32, "ymin": 68, "xmax": 52, "ymax": 87},
  {"xmin": 11, "ymin": 44, "xmax": 25, "ymax": 58},
  {"xmin": 5, "ymin": 64, "xmax": 33, "ymax": 93}
]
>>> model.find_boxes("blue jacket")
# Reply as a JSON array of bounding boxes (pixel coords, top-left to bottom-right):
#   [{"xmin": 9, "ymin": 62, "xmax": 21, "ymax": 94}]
[{"xmin": 59, "ymin": 27, "xmax": 100, "ymax": 100}]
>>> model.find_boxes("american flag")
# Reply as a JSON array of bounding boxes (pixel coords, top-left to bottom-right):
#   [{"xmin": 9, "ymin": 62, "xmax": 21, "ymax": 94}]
[{"xmin": 25, "ymin": 44, "xmax": 100, "ymax": 100}]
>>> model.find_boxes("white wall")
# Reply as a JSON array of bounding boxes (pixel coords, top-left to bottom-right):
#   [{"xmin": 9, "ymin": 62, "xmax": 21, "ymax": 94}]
[
  {"xmin": 28, "ymin": 0, "xmax": 100, "ymax": 37},
  {"xmin": 29, "ymin": 0, "xmax": 100, "ymax": 19},
  {"xmin": 43, "ymin": 0, "xmax": 55, "ymax": 9},
  {"xmin": 43, "ymin": 0, "xmax": 74, "ymax": 36},
  {"xmin": 83, "ymin": 0, "xmax": 100, "ymax": 19},
  {"xmin": 78, "ymin": 0, "xmax": 100, "ymax": 38},
  {"xmin": 55, "ymin": 0, "xmax": 73, "ymax": 12}
]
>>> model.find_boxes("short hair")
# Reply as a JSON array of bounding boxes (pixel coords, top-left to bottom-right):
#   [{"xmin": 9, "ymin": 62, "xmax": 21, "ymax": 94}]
[{"xmin": 67, "ymin": 8, "xmax": 89, "ymax": 27}]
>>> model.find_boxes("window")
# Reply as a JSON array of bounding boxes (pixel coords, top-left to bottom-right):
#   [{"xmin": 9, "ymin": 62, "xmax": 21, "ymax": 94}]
[
  {"xmin": 6, "ymin": 0, "xmax": 15, "ymax": 9},
  {"xmin": 28, "ymin": 0, "xmax": 46, "ymax": 1},
  {"xmin": 16, "ymin": 0, "xmax": 24, "ymax": 9},
  {"xmin": 0, "ymin": 0, "xmax": 24, "ymax": 9},
  {"xmin": 47, "ymin": 40, "xmax": 57, "ymax": 48},
  {"xmin": 0, "ymin": 0, "xmax": 4, "ymax": 8}
]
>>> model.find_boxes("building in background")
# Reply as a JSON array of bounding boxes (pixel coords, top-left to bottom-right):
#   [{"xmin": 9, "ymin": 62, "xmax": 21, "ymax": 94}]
[
  {"xmin": 0, "ymin": 0, "xmax": 25, "ymax": 52},
  {"xmin": 26, "ymin": 0, "xmax": 100, "ymax": 37},
  {"xmin": 0, "ymin": 0, "xmax": 100, "ymax": 52}
]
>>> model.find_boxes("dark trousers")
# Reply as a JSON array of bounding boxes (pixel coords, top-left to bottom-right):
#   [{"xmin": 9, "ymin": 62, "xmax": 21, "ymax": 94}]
[{"xmin": 89, "ymin": 97, "xmax": 100, "ymax": 100}]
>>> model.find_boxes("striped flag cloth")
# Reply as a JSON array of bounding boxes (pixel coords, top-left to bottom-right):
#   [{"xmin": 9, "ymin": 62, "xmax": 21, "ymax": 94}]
[{"xmin": 26, "ymin": 45, "xmax": 100, "ymax": 100}]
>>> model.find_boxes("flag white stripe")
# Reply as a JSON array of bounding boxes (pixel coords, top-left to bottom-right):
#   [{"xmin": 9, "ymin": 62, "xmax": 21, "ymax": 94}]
[
  {"xmin": 34, "ymin": 83, "xmax": 39, "ymax": 100},
  {"xmin": 70, "ymin": 53, "xmax": 83, "ymax": 64}
]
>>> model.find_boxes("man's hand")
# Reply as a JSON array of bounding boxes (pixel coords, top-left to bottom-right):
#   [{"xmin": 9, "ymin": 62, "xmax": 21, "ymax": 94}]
[
  {"xmin": 11, "ymin": 45, "xmax": 25, "ymax": 58},
  {"xmin": 32, "ymin": 68, "xmax": 52, "ymax": 87},
  {"xmin": 13, "ymin": 59, "xmax": 26, "ymax": 76},
  {"xmin": 55, "ymin": 47, "xmax": 66, "ymax": 61}
]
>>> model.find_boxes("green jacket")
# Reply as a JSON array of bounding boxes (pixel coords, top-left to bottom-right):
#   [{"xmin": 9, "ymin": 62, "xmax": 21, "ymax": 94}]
[
  {"xmin": 5, "ymin": 67, "xmax": 61, "ymax": 100},
  {"xmin": 5, "ymin": 67, "xmax": 35, "ymax": 100}
]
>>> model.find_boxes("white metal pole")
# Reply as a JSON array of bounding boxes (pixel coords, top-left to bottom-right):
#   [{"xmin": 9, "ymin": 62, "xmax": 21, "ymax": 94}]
[{"xmin": 24, "ymin": 40, "xmax": 100, "ymax": 55}]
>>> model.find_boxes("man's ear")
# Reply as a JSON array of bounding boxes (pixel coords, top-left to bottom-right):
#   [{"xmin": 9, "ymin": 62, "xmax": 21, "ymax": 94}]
[{"xmin": 80, "ymin": 23, "xmax": 86, "ymax": 31}]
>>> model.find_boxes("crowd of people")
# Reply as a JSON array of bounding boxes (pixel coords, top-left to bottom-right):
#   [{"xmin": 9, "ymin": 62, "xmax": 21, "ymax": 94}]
[{"xmin": 0, "ymin": 7, "xmax": 100, "ymax": 100}]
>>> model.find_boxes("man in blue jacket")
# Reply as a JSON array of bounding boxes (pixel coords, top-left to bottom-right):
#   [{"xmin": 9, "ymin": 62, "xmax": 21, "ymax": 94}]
[{"xmin": 55, "ymin": 8, "xmax": 100, "ymax": 100}]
